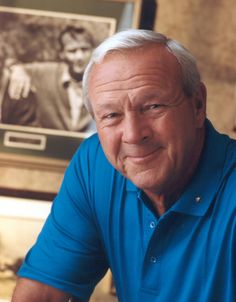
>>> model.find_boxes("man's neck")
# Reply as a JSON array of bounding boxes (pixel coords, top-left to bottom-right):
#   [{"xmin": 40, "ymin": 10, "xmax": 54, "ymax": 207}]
[
  {"xmin": 144, "ymin": 191, "xmax": 181, "ymax": 216},
  {"xmin": 144, "ymin": 127, "xmax": 206, "ymax": 216},
  {"xmin": 68, "ymin": 66, "xmax": 83, "ymax": 82}
]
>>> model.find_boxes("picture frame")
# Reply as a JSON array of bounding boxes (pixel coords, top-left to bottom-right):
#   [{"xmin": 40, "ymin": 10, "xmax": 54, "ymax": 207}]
[
  {"xmin": 0, "ymin": 5, "xmax": 116, "ymax": 165},
  {"xmin": 104, "ymin": 0, "xmax": 142, "ymax": 29},
  {"xmin": 0, "ymin": 1, "xmax": 144, "ymax": 170},
  {"xmin": 0, "ymin": 0, "xmax": 142, "ymax": 30}
]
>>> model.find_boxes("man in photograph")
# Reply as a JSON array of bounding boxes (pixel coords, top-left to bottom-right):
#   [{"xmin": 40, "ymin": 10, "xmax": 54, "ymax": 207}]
[{"xmin": 8, "ymin": 26, "xmax": 95, "ymax": 132}]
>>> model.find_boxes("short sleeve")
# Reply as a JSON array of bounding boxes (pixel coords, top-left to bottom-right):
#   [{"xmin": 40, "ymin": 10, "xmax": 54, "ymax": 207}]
[{"xmin": 18, "ymin": 136, "xmax": 109, "ymax": 301}]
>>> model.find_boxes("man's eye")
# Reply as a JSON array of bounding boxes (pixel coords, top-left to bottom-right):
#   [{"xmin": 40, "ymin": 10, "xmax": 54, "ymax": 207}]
[
  {"xmin": 103, "ymin": 112, "xmax": 119, "ymax": 120},
  {"xmin": 149, "ymin": 104, "xmax": 162, "ymax": 110},
  {"xmin": 99, "ymin": 112, "xmax": 121, "ymax": 126},
  {"xmin": 144, "ymin": 104, "xmax": 166, "ymax": 111},
  {"xmin": 68, "ymin": 49, "xmax": 77, "ymax": 54}
]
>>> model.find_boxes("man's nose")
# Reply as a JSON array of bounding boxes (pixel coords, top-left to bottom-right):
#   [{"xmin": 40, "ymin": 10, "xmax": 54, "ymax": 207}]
[
  {"xmin": 75, "ymin": 49, "xmax": 84, "ymax": 60},
  {"xmin": 122, "ymin": 113, "xmax": 151, "ymax": 144}
]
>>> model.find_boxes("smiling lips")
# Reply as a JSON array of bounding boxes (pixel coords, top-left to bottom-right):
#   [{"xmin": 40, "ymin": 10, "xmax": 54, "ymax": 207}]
[{"xmin": 124, "ymin": 148, "xmax": 162, "ymax": 164}]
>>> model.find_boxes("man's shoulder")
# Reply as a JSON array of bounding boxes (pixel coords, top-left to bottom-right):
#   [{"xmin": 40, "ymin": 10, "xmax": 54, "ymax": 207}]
[
  {"xmin": 73, "ymin": 133, "xmax": 113, "ymax": 170},
  {"xmin": 219, "ymin": 137, "xmax": 236, "ymax": 207},
  {"xmin": 25, "ymin": 61, "xmax": 65, "ymax": 74},
  {"xmin": 79, "ymin": 133, "xmax": 102, "ymax": 154},
  {"xmin": 220, "ymin": 163, "xmax": 236, "ymax": 214},
  {"xmin": 66, "ymin": 133, "xmax": 126, "ymax": 195},
  {"xmin": 205, "ymin": 121, "xmax": 236, "ymax": 176},
  {"xmin": 223, "ymin": 137, "xmax": 236, "ymax": 175},
  {"xmin": 227, "ymin": 137, "xmax": 236, "ymax": 158}
]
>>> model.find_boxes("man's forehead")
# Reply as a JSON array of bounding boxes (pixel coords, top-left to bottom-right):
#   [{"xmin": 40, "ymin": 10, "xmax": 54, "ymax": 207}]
[
  {"xmin": 91, "ymin": 43, "xmax": 181, "ymax": 78},
  {"xmin": 102, "ymin": 43, "xmax": 172, "ymax": 60},
  {"xmin": 88, "ymin": 43, "xmax": 184, "ymax": 104}
]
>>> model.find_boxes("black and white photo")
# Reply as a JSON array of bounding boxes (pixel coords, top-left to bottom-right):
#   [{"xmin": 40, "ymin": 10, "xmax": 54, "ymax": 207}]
[{"xmin": 0, "ymin": 6, "xmax": 116, "ymax": 160}]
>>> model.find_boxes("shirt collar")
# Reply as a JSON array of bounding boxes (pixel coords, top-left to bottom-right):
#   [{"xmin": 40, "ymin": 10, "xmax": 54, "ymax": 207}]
[
  {"xmin": 60, "ymin": 64, "xmax": 83, "ymax": 88},
  {"xmin": 126, "ymin": 178, "xmax": 138, "ymax": 191},
  {"xmin": 171, "ymin": 119, "xmax": 230, "ymax": 216}
]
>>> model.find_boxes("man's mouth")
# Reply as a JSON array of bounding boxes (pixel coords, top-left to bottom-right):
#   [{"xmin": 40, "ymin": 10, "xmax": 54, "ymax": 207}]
[{"xmin": 124, "ymin": 148, "xmax": 162, "ymax": 165}]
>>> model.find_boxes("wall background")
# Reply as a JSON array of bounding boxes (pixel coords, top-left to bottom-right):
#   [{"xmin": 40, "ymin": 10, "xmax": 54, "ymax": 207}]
[
  {"xmin": 155, "ymin": 0, "xmax": 236, "ymax": 138},
  {"xmin": 0, "ymin": 0, "xmax": 235, "ymax": 192}
]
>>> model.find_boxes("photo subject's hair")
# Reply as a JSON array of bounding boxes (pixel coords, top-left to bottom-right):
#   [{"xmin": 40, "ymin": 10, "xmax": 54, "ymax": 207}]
[
  {"xmin": 58, "ymin": 26, "xmax": 95, "ymax": 52},
  {"xmin": 82, "ymin": 29, "xmax": 201, "ymax": 115}
]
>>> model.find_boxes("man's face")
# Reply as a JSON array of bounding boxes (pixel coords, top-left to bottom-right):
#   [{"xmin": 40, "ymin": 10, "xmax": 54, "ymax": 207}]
[
  {"xmin": 60, "ymin": 33, "xmax": 93, "ymax": 75},
  {"xmin": 89, "ymin": 45, "xmax": 206, "ymax": 197}
]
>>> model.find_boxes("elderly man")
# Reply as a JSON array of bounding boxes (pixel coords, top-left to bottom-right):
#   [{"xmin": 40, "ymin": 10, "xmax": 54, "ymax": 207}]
[{"xmin": 12, "ymin": 29, "xmax": 236, "ymax": 302}]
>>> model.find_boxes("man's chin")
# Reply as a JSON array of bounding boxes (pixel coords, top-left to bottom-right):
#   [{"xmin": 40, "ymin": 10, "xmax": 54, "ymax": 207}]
[
  {"xmin": 68, "ymin": 66, "xmax": 84, "ymax": 80},
  {"xmin": 125, "ymin": 169, "xmax": 162, "ymax": 191}
]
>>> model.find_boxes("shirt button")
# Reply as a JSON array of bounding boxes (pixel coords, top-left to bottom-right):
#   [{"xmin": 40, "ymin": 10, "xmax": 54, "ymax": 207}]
[
  {"xmin": 195, "ymin": 196, "xmax": 201, "ymax": 203},
  {"xmin": 149, "ymin": 221, "xmax": 156, "ymax": 229},
  {"xmin": 150, "ymin": 256, "xmax": 157, "ymax": 263}
]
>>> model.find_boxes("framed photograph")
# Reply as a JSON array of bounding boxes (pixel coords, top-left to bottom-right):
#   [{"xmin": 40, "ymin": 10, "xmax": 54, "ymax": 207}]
[
  {"xmin": 0, "ymin": 195, "xmax": 51, "ymax": 301},
  {"xmin": 0, "ymin": 5, "xmax": 116, "ymax": 165}
]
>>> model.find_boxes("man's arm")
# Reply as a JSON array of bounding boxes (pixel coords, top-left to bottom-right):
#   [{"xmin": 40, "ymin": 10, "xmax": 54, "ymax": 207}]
[
  {"xmin": 12, "ymin": 277, "xmax": 72, "ymax": 302},
  {"xmin": 8, "ymin": 64, "xmax": 32, "ymax": 100}
]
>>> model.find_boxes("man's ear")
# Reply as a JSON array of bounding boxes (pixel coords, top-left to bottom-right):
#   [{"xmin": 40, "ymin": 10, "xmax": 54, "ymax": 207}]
[{"xmin": 193, "ymin": 82, "xmax": 207, "ymax": 127}]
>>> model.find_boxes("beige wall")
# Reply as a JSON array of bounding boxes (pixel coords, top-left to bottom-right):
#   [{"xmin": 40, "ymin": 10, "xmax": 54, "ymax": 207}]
[{"xmin": 155, "ymin": 0, "xmax": 236, "ymax": 138}]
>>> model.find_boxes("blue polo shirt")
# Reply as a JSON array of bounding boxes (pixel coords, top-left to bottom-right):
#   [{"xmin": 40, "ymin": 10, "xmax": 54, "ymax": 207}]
[{"xmin": 19, "ymin": 120, "xmax": 236, "ymax": 302}]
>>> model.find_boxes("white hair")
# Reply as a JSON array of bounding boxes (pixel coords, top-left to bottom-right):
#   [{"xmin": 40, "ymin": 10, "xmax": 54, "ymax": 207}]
[{"xmin": 82, "ymin": 29, "xmax": 201, "ymax": 116}]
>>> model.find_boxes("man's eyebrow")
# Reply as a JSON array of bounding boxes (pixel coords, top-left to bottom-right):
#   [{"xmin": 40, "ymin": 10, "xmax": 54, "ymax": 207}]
[
  {"xmin": 140, "ymin": 92, "xmax": 162, "ymax": 99},
  {"xmin": 136, "ymin": 91, "xmax": 166, "ymax": 102},
  {"xmin": 94, "ymin": 102, "xmax": 119, "ymax": 113}
]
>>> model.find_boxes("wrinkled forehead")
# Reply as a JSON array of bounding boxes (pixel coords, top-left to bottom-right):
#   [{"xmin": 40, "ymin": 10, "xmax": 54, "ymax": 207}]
[
  {"xmin": 87, "ymin": 44, "xmax": 185, "ymax": 108},
  {"xmin": 90, "ymin": 44, "xmax": 182, "ymax": 82}
]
